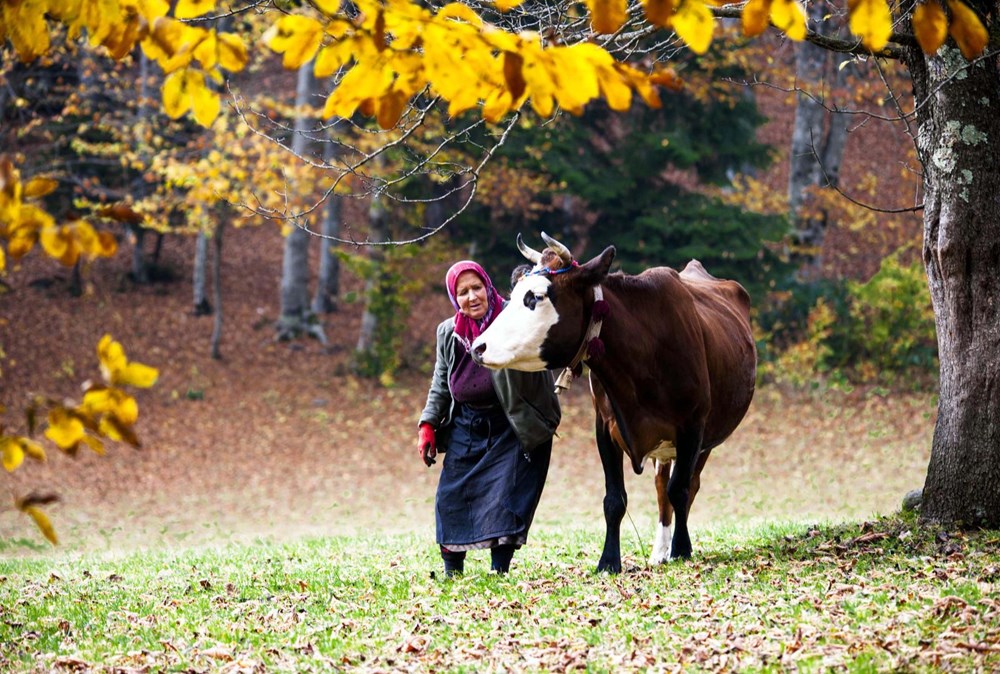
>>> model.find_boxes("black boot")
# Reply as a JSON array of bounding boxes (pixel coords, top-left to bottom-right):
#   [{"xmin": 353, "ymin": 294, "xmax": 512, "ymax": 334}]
[
  {"xmin": 491, "ymin": 544, "xmax": 515, "ymax": 574},
  {"xmin": 441, "ymin": 547, "xmax": 466, "ymax": 577}
]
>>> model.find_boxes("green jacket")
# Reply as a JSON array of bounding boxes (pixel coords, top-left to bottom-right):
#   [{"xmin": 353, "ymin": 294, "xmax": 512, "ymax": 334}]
[{"xmin": 419, "ymin": 316, "xmax": 561, "ymax": 452}]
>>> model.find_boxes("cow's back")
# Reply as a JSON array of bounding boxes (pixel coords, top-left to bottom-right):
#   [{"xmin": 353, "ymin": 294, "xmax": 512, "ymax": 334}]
[{"xmin": 678, "ymin": 261, "xmax": 756, "ymax": 449}]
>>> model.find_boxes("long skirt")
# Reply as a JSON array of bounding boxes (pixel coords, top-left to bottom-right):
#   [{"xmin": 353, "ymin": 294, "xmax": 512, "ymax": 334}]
[{"xmin": 435, "ymin": 403, "xmax": 552, "ymax": 549}]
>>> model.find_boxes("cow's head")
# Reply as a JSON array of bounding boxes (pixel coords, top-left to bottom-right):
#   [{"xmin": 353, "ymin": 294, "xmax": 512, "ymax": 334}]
[{"xmin": 471, "ymin": 234, "xmax": 616, "ymax": 371}]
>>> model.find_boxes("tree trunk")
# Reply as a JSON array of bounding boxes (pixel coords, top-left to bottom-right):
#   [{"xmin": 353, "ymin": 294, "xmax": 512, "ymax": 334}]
[
  {"xmin": 312, "ymin": 141, "xmax": 341, "ymax": 314},
  {"xmin": 129, "ymin": 52, "xmax": 153, "ymax": 285},
  {"xmin": 356, "ymin": 193, "xmax": 387, "ymax": 356},
  {"xmin": 193, "ymin": 231, "xmax": 212, "ymax": 315},
  {"xmin": 277, "ymin": 62, "xmax": 323, "ymax": 341},
  {"xmin": 211, "ymin": 222, "xmax": 225, "ymax": 359},
  {"xmin": 909, "ymin": 43, "xmax": 1000, "ymax": 528}
]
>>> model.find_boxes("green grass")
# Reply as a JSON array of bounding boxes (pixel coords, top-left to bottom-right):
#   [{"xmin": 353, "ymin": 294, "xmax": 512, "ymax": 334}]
[{"xmin": 2, "ymin": 515, "xmax": 1000, "ymax": 672}]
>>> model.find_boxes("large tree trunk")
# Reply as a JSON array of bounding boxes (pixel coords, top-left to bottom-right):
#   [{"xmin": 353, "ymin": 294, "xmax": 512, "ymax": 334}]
[
  {"xmin": 355, "ymin": 193, "xmax": 386, "ymax": 356},
  {"xmin": 277, "ymin": 63, "xmax": 323, "ymax": 341},
  {"xmin": 192, "ymin": 231, "xmax": 212, "ymax": 315},
  {"xmin": 909, "ymin": 42, "xmax": 1000, "ymax": 527},
  {"xmin": 312, "ymin": 141, "xmax": 341, "ymax": 315}
]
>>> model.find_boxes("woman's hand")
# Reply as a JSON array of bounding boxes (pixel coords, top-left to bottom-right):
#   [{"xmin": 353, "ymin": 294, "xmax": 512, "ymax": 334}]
[{"xmin": 418, "ymin": 423, "xmax": 437, "ymax": 466}]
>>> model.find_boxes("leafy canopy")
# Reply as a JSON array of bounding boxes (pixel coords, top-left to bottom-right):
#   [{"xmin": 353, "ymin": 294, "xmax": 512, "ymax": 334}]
[{"xmin": 0, "ymin": 0, "xmax": 989, "ymax": 129}]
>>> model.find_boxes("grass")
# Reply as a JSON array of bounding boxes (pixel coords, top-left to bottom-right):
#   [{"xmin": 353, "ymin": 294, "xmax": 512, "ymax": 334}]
[{"xmin": 2, "ymin": 515, "xmax": 1000, "ymax": 672}]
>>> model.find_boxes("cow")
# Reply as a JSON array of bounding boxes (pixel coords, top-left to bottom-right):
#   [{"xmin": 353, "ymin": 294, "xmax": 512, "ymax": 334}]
[{"xmin": 470, "ymin": 233, "xmax": 756, "ymax": 572}]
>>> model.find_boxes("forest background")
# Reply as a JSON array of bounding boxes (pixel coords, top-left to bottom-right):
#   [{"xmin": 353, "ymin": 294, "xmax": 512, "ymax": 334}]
[{"xmin": 1, "ymin": 11, "xmax": 940, "ymax": 553}]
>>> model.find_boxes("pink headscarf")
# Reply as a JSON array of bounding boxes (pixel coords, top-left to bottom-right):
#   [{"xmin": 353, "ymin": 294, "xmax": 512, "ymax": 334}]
[{"xmin": 446, "ymin": 260, "xmax": 506, "ymax": 351}]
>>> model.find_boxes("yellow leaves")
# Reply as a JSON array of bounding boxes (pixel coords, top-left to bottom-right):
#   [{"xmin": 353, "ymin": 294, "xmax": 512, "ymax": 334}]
[
  {"xmin": 97, "ymin": 335, "xmax": 160, "ymax": 388},
  {"xmin": 585, "ymin": 0, "xmax": 628, "ymax": 34},
  {"xmin": 671, "ymin": 0, "xmax": 714, "ymax": 54},
  {"xmin": 494, "ymin": 0, "xmax": 526, "ymax": 10},
  {"xmin": 741, "ymin": 0, "xmax": 770, "ymax": 37},
  {"xmin": 174, "ymin": 0, "xmax": 215, "ymax": 20},
  {"xmin": 769, "ymin": 0, "xmax": 806, "ymax": 40},
  {"xmin": 1, "ymin": 435, "xmax": 44, "ymax": 471},
  {"xmin": 23, "ymin": 177, "xmax": 58, "ymax": 198},
  {"xmin": 848, "ymin": 0, "xmax": 893, "ymax": 52},
  {"xmin": 39, "ymin": 219, "xmax": 116, "ymax": 266},
  {"xmin": 44, "ymin": 408, "xmax": 87, "ymax": 450},
  {"xmin": 2, "ymin": 0, "xmax": 51, "ymax": 62},
  {"xmin": 21, "ymin": 504, "xmax": 58, "ymax": 545},
  {"xmin": 739, "ymin": 0, "xmax": 806, "ymax": 41},
  {"xmin": 912, "ymin": 1, "xmax": 948, "ymax": 53},
  {"xmin": 163, "ymin": 68, "xmax": 220, "ymax": 127},
  {"xmin": 217, "ymin": 32, "xmax": 249, "ymax": 72},
  {"xmin": 946, "ymin": 0, "xmax": 988, "ymax": 59},
  {"xmin": 264, "ymin": 15, "xmax": 324, "ymax": 70}
]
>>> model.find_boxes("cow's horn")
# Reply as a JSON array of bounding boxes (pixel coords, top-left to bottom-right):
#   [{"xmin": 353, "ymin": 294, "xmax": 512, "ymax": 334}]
[
  {"xmin": 541, "ymin": 232, "xmax": 573, "ymax": 263},
  {"xmin": 517, "ymin": 233, "xmax": 543, "ymax": 264}
]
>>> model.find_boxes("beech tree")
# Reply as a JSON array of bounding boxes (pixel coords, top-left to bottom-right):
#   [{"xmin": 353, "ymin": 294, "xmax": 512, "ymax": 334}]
[{"xmin": 1, "ymin": 0, "xmax": 997, "ymax": 529}]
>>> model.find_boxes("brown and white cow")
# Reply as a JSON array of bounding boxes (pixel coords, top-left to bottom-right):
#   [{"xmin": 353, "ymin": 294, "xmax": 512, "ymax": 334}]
[{"xmin": 471, "ymin": 233, "xmax": 756, "ymax": 572}]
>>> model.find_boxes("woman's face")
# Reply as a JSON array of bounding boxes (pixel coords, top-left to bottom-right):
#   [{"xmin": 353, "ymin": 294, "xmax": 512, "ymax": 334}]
[{"xmin": 455, "ymin": 270, "xmax": 488, "ymax": 320}]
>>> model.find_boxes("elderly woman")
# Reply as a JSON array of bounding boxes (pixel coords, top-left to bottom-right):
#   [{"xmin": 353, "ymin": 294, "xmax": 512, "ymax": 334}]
[{"xmin": 418, "ymin": 260, "xmax": 560, "ymax": 576}]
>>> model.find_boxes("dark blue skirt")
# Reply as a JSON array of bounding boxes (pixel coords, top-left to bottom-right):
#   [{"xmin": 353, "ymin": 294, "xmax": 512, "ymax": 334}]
[{"xmin": 436, "ymin": 403, "xmax": 552, "ymax": 548}]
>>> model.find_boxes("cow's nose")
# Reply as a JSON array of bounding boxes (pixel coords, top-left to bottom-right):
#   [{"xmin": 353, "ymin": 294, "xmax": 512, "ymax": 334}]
[{"xmin": 471, "ymin": 342, "xmax": 487, "ymax": 363}]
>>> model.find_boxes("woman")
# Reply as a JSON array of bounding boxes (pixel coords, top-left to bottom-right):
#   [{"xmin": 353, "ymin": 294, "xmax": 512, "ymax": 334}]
[{"xmin": 418, "ymin": 260, "xmax": 560, "ymax": 576}]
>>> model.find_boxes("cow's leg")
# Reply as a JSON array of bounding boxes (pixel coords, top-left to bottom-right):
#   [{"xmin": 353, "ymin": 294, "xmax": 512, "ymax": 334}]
[
  {"xmin": 650, "ymin": 460, "xmax": 673, "ymax": 564},
  {"xmin": 668, "ymin": 426, "xmax": 704, "ymax": 559},
  {"xmin": 596, "ymin": 421, "xmax": 626, "ymax": 573}
]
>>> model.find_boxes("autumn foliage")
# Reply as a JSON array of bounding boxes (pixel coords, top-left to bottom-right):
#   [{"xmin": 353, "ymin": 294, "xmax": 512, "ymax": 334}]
[{"xmin": 0, "ymin": 0, "xmax": 990, "ymax": 133}]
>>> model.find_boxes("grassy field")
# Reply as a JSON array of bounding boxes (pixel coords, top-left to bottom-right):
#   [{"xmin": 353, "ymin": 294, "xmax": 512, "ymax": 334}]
[{"xmin": 3, "ymin": 514, "xmax": 1000, "ymax": 672}]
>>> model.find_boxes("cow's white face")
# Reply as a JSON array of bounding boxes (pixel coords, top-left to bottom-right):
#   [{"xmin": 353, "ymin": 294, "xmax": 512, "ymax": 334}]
[{"xmin": 471, "ymin": 274, "xmax": 559, "ymax": 371}]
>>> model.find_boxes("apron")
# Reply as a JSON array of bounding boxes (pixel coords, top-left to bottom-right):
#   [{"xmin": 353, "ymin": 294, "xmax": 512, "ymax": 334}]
[{"xmin": 436, "ymin": 403, "xmax": 551, "ymax": 547}]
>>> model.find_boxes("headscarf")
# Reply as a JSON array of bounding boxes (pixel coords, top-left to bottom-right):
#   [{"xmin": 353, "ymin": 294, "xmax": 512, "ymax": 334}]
[{"xmin": 446, "ymin": 260, "xmax": 506, "ymax": 351}]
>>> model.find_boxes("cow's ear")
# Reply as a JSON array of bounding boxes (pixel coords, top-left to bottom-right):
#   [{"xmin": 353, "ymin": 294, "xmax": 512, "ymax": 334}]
[{"xmin": 576, "ymin": 246, "xmax": 615, "ymax": 285}]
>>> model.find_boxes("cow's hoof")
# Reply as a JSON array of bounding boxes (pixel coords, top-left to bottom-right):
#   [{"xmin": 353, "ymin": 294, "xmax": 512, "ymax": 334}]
[{"xmin": 596, "ymin": 560, "xmax": 622, "ymax": 574}]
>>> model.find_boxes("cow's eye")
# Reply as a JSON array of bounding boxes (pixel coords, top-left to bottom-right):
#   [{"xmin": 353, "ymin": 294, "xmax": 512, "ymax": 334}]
[{"xmin": 523, "ymin": 292, "xmax": 538, "ymax": 310}]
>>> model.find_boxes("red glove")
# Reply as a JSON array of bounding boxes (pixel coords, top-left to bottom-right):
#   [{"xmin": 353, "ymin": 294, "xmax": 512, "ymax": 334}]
[{"xmin": 418, "ymin": 423, "xmax": 437, "ymax": 466}]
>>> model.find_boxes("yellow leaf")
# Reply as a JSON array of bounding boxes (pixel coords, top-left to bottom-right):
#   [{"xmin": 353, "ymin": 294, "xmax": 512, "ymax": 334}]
[
  {"xmin": 585, "ymin": 0, "xmax": 628, "ymax": 34},
  {"xmin": 911, "ymin": 1, "xmax": 948, "ymax": 54},
  {"xmin": 94, "ymin": 230, "xmax": 118, "ymax": 257},
  {"xmin": 494, "ymin": 0, "xmax": 527, "ymax": 10},
  {"xmin": 40, "ymin": 224, "xmax": 81, "ymax": 266},
  {"xmin": 189, "ymin": 73, "xmax": 221, "ymax": 127},
  {"xmin": 848, "ymin": 0, "xmax": 893, "ymax": 51},
  {"xmin": 174, "ymin": 0, "xmax": 215, "ymax": 19},
  {"xmin": 6, "ymin": 0, "xmax": 50, "ymax": 63},
  {"xmin": 98, "ymin": 334, "xmax": 127, "ymax": 381},
  {"xmin": 23, "ymin": 177, "xmax": 58, "ymax": 198},
  {"xmin": 217, "ymin": 32, "xmax": 248, "ymax": 72},
  {"xmin": 1, "ymin": 437, "xmax": 24, "ymax": 472},
  {"xmin": 741, "ymin": 0, "xmax": 771, "ymax": 37},
  {"xmin": 193, "ymin": 29, "xmax": 218, "ymax": 69},
  {"xmin": 44, "ymin": 408, "xmax": 86, "ymax": 450},
  {"xmin": 596, "ymin": 65, "xmax": 632, "ymax": 111},
  {"xmin": 142, "ymin": 17, "xmax": 194, "ymax": 72},
  {"xmin": 264, "ymin": 15, "xmax": 324, "ymax": 70},
  {"xmin": 946, "ymin": 0, "xmax": 988, "ymax": 60},
  {"xmin": 643, "ymin": 0, "xmax": 675, "ymax": 26},
  {"xmin": 671, "ymin": 0, "xmax": 714, "ymax": 54},
  {"xmin": 119, "ymin": 362, "xmax": 159, "ymax": 388},
  {"xmin": 313, "ymin": 0, "xmax": 342, "ymax": 14},
  {"xmin": 162, "ymin": 69, "xmax": 192, "ymax": 119},
  {"xmin": 20, "ymin": 438, "xmax": 46, "ymax": 462},
  {"xmin": 315, "ymin": 41, "xmax": 355, "ymax": 78},
  {"xmin": 22, "ymin": 506, "xmax": 58, "ymax": 545},
  {"xmin": 0, "ymin": 246, "xmax": 5, "ymax": 274},
  {"xmin": 81, "ymin": 435, "xmax": 106, "ymax": 456},
  {"xmin": 482, "ymin": 88, "xmax": 514, "ymax": 123},
  {"xmin": 770, "ymin": 0, "xmax": 806, "ymax": 40}
]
